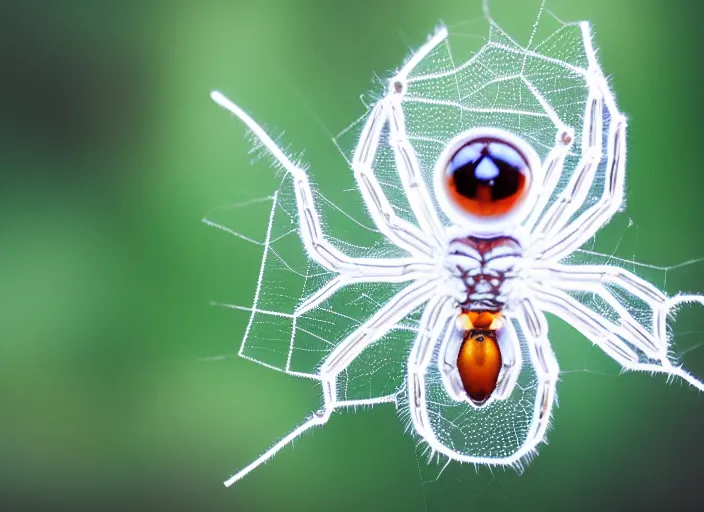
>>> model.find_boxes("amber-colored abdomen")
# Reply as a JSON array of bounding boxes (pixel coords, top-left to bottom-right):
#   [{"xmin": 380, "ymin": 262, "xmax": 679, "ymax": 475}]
[{"xmin": 457, "ymin": 330, "xmax": 502, "ymax": 404}]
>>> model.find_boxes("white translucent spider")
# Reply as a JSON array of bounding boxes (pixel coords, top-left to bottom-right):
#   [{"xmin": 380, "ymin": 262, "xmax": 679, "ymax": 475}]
[{"xmin": 208, "ymin": 6, "xmax": 704, "ymax": 488}]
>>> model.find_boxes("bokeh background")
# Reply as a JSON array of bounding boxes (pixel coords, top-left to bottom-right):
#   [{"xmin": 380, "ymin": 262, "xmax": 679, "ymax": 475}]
[{"xmin": 1, "ymin": 0, "xmax": 703, "ymax": 510}]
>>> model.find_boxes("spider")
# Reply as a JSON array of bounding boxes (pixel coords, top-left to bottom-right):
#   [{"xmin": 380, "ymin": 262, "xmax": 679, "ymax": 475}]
[{"xmin": 209, "ymin": 11, "xmax": 704, "ymax": 488}]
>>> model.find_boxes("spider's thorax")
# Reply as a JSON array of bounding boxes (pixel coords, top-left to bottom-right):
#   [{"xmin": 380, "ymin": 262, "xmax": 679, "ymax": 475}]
[{"xmin": 446, "ymin": 235, "xmax": 523, "ymax": 311}]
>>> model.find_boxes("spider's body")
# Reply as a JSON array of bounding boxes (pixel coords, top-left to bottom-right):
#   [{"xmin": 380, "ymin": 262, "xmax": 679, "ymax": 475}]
[
  {"xmin": 447, "ymin": 235, "xmax": 522, "ymax": 310},
  {"xmin": 210, "ymin": 11, "xmax": 704, "ymax": 488}
]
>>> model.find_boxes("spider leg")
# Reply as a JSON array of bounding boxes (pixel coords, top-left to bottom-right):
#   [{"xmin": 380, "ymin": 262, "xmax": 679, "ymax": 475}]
[
  {"xmin": 529, "ymin": 266, "xmax": 704, "ymax": 391},
  {"xmin": 211, "ymin": 91, "xmax": 435, "ymax": 278},
  {"xmin": 536, "ymin": 116, "xmax": 625, "ymax": 262},
  {"xmin": 530, "ymin": 87, "xmax": 605, "ymax": 240},
  {"xmin": 223, "ymin": 391, "xmax": 397, "ymax": 487},
  {"xmin": 522, "ymin": 134, "xmax": 573, "ymax": 231},
  {"xmin": 384, "ymin": 101, "xmax": 445, "ymax": 247},
  {"xmin": 533, "ymin": 263, "xmax": 668, "ymax": 356},
  {"xmin": 349, "ymin": 99, "xmax": 438, "ymax": 257},
  {"xmin": 383, "ymin": 98, "xmax": 444, "ymax": 246},
  {"xmin": 295, "ymin": 263, "xmax": 437, "ymax": 316},
  {"xmin": 320, "ymin": 279, "xmax": 440, "ymax": 376},
  {"xmin": 407, "ymin": 295, "xmax": 455, "ymax": 434},
  {"xmin": 514, "ymin": 299, "xmax": 559, "ymax": 453},
  {"xmin": 528, "ymin": 25, "xmax": 627, "ymax": 261},
  {"xmin": 223, "ymin": 410, "xmax": 329, "ymax": 487},
  {"xmin": 224, "ymin": 279, "xmax": 440, "ymax": 486},
  {"xmin": 348, "ymin": 28, "xmax": 449, "ymax": 254}
]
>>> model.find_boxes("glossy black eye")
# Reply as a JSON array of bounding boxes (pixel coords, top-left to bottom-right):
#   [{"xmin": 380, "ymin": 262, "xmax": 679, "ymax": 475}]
[{"xmin": 444, "ymin": 137, "xmax": 530, "ymax": 217}]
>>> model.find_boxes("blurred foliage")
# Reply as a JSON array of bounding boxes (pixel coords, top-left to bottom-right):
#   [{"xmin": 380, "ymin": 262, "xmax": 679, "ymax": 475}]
[{"xmin": 0, "ymin": 0, "xmax": 702, "ymax": 510}]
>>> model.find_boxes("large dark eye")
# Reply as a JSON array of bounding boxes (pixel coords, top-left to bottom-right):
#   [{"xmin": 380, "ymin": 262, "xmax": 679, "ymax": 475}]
[{"xmin": 445, "ymin": 137, "xmax": 530, "ymax": 217}]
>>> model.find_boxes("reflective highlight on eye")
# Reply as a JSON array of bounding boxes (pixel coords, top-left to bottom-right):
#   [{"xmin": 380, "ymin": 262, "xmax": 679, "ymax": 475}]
[{"xmin": 445, "ymin": 138, "xmax": 530, "ymax": 217}]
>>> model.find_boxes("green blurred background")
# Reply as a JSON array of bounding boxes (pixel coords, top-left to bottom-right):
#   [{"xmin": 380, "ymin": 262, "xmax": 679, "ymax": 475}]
[{"xmin": 1, "ymin": 0, "xmax": 703, "ymax": 510}]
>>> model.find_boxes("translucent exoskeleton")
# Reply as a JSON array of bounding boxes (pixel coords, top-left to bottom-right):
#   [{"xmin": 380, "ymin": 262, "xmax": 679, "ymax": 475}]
[{"xmin": 207, "ymin": 3, "xmax": 704, "ymax": 487}]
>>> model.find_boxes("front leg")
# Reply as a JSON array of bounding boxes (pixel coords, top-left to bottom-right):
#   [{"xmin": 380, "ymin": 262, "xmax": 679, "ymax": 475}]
[
  {"xmin": 349, "ymin": 99, "xmax": 438, "ymax": 257},
  {"xmin": 528, "ymin": 22, "xmax": 627, "ymax": 262},
  {"xmin": 532, "ymin": 113, "xmax": 627, "ymax": 262},
  {"xmin": 211, "ymin": 91, "xmax": 435, "ymax": 279}
]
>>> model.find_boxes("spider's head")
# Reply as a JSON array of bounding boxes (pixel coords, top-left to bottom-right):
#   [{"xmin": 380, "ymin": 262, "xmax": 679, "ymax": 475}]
[{"xmin": 433, "ymin": 127, "xmax": 542, "ymax": 236}]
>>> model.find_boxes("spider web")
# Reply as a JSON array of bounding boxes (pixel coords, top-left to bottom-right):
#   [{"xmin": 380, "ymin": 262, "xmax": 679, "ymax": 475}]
[
  {"xmin": 207, "ymin": 0, "xmax": 704, "ymax": 488},
  {"xmin": 205, "ymin": 167, "xmax": 416, "ymax": 399}
]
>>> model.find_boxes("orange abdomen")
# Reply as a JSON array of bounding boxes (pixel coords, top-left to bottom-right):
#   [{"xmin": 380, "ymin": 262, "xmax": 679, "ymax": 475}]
[{"xmin": 457, "ymin": 330, "xmax": 502, "ymax": 404}]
